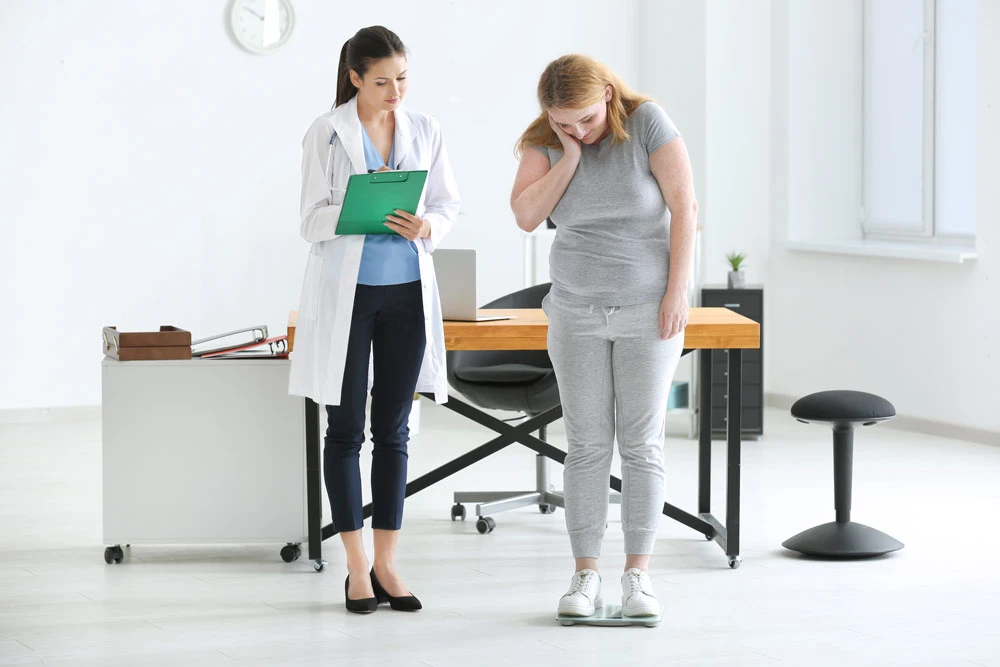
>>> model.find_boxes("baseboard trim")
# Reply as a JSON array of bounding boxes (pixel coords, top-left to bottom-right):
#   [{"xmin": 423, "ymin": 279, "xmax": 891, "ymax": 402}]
[
  {"xmin": 5, "ymin": 399, "xmax": 998, "ymax": 447},
  {"xmin": 0, "ymin": 405, "xmax": 101, "ymax": 424},
  {"xmin": 766, "ymin": 393, "xmax": 1000, "ymax": 447}
]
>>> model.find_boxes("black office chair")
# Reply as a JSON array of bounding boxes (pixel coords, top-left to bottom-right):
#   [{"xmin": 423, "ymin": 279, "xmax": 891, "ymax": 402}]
[{"xmin": 447, "ymin": 282, "xmax": 613, "ymax": 534}]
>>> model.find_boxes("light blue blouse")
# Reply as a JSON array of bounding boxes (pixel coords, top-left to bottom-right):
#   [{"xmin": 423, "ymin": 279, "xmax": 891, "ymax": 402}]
[{"xmin": 356, "ymin": 123, "xmax": 421, "ymax": 286}]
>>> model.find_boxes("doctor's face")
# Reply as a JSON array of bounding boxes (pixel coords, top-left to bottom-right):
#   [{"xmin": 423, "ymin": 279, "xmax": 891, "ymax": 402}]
[{"xmin": 351, "ymin": 55, "xmax": 408, "ymax": 112}]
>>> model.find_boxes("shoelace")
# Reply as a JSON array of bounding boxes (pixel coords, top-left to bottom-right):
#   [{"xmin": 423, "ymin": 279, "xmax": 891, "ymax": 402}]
[
  {"xmin": 569, "ymin": 571, "xmax": 596, "ymax": 596},
  {"xmin": 626, "ymin": 571, "xmax": 648, "ymax": 597}
]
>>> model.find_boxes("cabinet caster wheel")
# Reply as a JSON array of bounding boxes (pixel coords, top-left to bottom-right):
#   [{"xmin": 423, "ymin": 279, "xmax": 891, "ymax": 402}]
[
  {"xmin": 104, "ymin": 546, "xmax": 124, "ymax": 564},
  {"xmin": 539, "ymin": 504, "xmax": 557, "ymax": 514},
  {"xmin": 280, "ymin": 544, "xmax": 301, "ymax": 563},
  {"xmin": 728, "ymin": 556, "xmax": 742, "ymax": 569},
  {"xmin": 475, "ymin": 517, "xmax": 496, "ymax": 534},
  {"xmin": 314, "ymin": 560, "xmax": 325, "ymax": 572},
  {"xmin": 451, "ymin": 504, "xmax": 466, "ymax": 521}
]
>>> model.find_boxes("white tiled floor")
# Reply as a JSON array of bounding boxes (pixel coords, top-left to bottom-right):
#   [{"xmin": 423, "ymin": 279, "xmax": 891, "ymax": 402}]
[{"xmin": 2, "ymin": 403, "xmax": 999, "ymax": 666}]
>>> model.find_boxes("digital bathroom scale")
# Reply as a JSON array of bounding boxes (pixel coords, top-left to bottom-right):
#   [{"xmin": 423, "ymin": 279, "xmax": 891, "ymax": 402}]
[{"xmin": 556, "ymin": 604, "xmax": 663, "ymax": 627}]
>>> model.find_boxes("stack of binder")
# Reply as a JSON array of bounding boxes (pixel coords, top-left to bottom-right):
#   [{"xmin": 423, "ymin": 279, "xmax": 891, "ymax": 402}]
[{"xmin": 192, "ymin": 326, "xmax": 288, "ymax": 359}]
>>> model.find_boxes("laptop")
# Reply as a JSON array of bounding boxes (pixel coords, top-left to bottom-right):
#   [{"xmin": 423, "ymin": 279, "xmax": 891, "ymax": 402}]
[{"xmin": 433, "ymin": 249, "xmax": 514, "ymax": 322}]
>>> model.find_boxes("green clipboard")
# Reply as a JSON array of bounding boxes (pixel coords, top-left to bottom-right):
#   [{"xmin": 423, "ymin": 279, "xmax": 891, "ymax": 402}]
[{"xmin": 335, "ymin": 170, "xmax": 429, "ymax": 235}]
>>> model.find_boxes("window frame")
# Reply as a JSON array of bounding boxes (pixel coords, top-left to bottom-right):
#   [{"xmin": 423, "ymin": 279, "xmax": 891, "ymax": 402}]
[{"xmin": 861, "ymin": 0, "xmax": 937, "ymax": 241}]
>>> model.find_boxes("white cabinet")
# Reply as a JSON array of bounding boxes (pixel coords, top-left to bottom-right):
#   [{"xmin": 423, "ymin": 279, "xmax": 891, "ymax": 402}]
[{"xmin": 101, "ymin": 358, "xmax": 307, "ymax": 563}]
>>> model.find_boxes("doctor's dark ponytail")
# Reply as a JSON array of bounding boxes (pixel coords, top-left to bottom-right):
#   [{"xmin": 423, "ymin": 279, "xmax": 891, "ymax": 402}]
[{"xmin": 334, "ymin": 26, "xmax": 407, "ymax": 108}]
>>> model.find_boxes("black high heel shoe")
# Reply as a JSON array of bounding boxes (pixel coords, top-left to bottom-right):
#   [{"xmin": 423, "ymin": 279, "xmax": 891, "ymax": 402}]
[
  {"xmin": 370, "ymin": 568, "xmax": 422, "ymax": 611},
  {"xmin": 344, "ymin": 574, "xmax": 378, "ymax": 614}
]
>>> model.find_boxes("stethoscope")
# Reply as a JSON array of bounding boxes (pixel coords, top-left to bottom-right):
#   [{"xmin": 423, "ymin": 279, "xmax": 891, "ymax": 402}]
[{"xmin": 325, "ymin": 132, "xmax": 340, "ymax": 191}]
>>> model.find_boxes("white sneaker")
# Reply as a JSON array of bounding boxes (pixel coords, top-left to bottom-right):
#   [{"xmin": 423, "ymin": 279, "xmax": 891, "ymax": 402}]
[
  {"xmin": 621, "ymin": 568, "xmax": 659, "ymax": 617},
  {"xmin": 557, "ymin": 569, "xmax": 602, "ymax": 617}
]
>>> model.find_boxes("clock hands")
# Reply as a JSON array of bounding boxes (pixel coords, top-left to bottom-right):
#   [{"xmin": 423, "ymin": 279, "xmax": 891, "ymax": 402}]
[{"xmin": 235, "ymin": 0, "xmax": 290, "ymax": 51}]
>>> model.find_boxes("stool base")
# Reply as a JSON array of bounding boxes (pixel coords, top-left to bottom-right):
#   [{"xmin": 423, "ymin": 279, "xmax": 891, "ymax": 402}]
[{"xmin": 783, "ymin": 521, "xmax": 903, "ymax": 558}]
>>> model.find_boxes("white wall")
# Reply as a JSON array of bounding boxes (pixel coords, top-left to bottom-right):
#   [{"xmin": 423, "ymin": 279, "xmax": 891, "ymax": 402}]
[
  {"xmin": 783, "ymin": 0, "xmax": 864, "ymax": 243},
  {"xmin": 641, "ymin": 0, "xmax": 997, "ymax": 435},
  {"xmin": 6, "ymin": 0, "xmax": 995, "ymax": 435},
  {"xmin": 703, "ymin": 0, "xmax": 771, "ymax": 287},
  {"xmin": 638, "ymin": 0, "xmax": 771, "ymax": 288},
  {"xmin": 0, "ymin": 0, "xmax": 639, "ymax": 409},
  {"xmin": 638, "ymin": 0, "xmax": 707, "ymax": 279},
  {"xmin": 767, "ymin": 0, "xmax": 1000, "ymax": 434}
]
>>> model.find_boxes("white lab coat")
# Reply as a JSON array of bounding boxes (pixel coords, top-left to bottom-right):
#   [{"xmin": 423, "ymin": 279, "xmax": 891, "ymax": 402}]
[{"xmin": 288, "ymin": 96, "xmax": 460, "ymax": 407}]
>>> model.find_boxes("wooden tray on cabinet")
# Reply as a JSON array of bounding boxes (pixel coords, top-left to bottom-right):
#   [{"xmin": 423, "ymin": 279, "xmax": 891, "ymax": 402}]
[{"xmin": 103, "ymin": 326, "xmax": 192, "ymax": 361}]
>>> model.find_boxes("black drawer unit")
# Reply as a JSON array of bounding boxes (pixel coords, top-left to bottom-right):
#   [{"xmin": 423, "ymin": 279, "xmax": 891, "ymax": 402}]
[{"xmin": 701, "ymin": 286, "xmax": 763, "ymax": 439}]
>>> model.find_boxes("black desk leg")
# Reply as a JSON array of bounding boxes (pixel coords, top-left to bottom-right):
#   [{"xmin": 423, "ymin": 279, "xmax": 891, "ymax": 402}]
[
  {"xmin": 305, "ymin": 398, "xmax": 324, "ymax": 570},
  {"xmin": 726, "ymin": 349, "xmax": 742, "ymax": 568},
  {"xmin": 699, "ymin": 348, "xmax": 712, "ymax": 516}
]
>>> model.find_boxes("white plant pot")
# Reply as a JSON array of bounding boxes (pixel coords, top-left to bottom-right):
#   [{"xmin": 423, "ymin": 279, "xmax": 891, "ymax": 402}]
[{"xmin": 727, "ymin": 270, "xmax": 746, "ymax": 289}]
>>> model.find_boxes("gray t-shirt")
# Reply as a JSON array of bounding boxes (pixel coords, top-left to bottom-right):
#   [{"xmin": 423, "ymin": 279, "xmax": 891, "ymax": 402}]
[{"xmin": 537, "ymin": 102, "xmax": 679, "ymax": 306}]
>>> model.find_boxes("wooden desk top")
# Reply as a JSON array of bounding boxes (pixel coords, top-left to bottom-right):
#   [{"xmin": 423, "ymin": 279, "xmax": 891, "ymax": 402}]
[{"xmin": 445, "ymin": 308, "xmax": 760, "ymax": 351}]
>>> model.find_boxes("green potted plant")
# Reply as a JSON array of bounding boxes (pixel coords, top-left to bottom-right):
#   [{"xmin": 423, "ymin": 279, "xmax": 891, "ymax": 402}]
[{"xmin": 726, "ymin": 251, "xmax": 747, "ymax": 289}]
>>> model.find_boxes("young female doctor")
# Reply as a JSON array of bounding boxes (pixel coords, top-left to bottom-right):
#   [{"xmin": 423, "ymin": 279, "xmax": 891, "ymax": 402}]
[{"xmin": 288, "ymin": 26, "xmax": 460, "ymax": 614}]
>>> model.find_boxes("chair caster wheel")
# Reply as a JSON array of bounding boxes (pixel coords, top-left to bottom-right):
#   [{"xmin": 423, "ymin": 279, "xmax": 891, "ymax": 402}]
[
  {"xmin": 280, "ymin": 544, "xmax": 301, "ymax": 563},
  {"xmin": 451, "ymin": 503, "xmax": 466, "ymax": 521},
  {"xmin": 103, "ymin": 545, "xmax": 124, "ymax": 564},
  {"xmin": 539, "ymin": 504, "xmax": 557, "ymax": 514},
  {"xmin": 476, "ymin": 516, "xmax": 496, "ymax": 534},
  {"xmin": 728, "ymin": 556, "xmax": 742, "ymax": 569}
]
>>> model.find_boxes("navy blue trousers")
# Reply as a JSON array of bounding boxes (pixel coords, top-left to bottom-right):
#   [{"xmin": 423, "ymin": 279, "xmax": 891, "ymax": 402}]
[{"xmin": 324, "ymin": 281, "xmax": 426, "ymax": 532}]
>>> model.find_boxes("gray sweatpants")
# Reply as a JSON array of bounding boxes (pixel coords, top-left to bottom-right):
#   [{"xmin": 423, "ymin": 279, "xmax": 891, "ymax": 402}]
[{"xmin": 543, "ymin": 291, "xmax": 684, "ymax": 558}]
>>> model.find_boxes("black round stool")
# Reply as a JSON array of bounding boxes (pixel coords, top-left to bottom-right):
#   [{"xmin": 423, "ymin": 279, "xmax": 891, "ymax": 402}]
[{"xmin": 783, "ymin": 390, "xmax": 904, "ymax": 558}]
